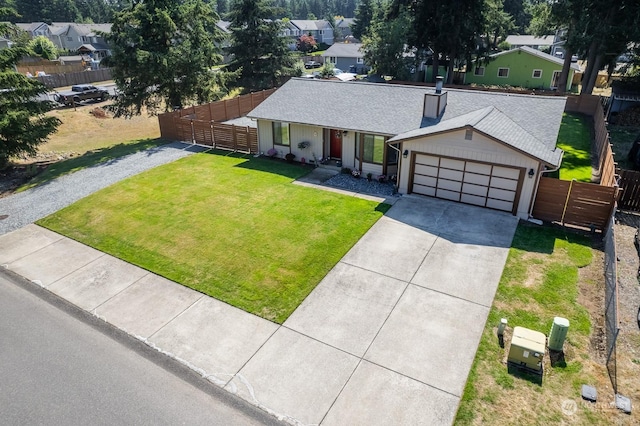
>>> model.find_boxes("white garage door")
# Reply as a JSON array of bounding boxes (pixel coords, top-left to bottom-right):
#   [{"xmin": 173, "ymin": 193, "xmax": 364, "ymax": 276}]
[{"xmin": 411, "ymin": 154, "xmax": 522, "ymax": 213}]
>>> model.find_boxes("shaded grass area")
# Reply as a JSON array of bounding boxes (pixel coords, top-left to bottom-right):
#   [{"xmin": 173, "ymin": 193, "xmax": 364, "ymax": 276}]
[
  {"xmin": 455, "ymin": 224, "xmax": 612, "ymax": 425},
  {"xmin": 18, "ymin": 138, "xmax": 168, "ymax": 192},
  {"xmin": 608, "ymin": 125, "xmax": 639, "ymax": 170},
  {"xmin": 553, "ymin": 113, "xmax": 593, "ymax": 182},
  {"xmin": 38, "ymin": 151, "xmax": 389, "ymax": 323}
]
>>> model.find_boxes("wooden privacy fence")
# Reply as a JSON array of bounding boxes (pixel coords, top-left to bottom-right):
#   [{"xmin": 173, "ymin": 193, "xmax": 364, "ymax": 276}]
[
  {"xmin": 618, "ymin": 169, "xmax": 640, "ymax": 212},
  {"xmin": 532, "ymin": 177, "xmax": 619, "ymax": 231},
  {"xmin": 38, "ymin": 68, "xmax": 113, "ymax": 88},
  {"xmin": 157, "ymin": 89, "xmax": 275, "ymax": 153}
]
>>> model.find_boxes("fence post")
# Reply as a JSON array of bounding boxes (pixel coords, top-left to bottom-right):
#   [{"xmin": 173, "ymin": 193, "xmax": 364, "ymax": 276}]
[{"xmin": 232, "ymin": 125, "xmax": 237, "ymax": 151}]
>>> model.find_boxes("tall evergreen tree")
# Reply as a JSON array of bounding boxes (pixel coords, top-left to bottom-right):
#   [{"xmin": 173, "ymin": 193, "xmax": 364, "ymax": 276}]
[
  {"xmin": 0, "ymin": 20, "xmax": 60, "ymax": 169},
  {"xmin": 227, "ymin": 0, "xmax": 297, "ymax": 92},
  {"xmin": 352, "ymin": 0, "xmax": 375, "ymax": 39},
  {"xmin": 106, "ymin": 0, "xmax": 236, "ymax": 116}
]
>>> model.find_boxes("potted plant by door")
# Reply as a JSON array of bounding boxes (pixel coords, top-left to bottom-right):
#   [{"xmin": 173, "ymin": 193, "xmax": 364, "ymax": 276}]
[{"xmin": 285, "ymin": 153, "xmax": 296, "ymax": 163}]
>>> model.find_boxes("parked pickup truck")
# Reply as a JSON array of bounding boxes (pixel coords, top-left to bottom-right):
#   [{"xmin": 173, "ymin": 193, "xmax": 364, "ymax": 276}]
[{"xmin": 54, "ymin": 84, "xmax": 110, "ymax": 106}]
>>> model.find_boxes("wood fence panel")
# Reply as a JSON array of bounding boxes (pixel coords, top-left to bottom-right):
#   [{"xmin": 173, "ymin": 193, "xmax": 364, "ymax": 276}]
[
  {"xmin": 532, "ymin": 178, "xmax": 571, "ymax": 223},
  {"xmin": 600, "ymin": 144, "xmax": 617, "ymax": 187},
  {"xmin": 248, "ymin": 128, "xmax": 258, "ymax": 152},
  {"xmin": 194, "ymin": 104, "xmax": 211, "ymax": 122},
  {"xmin": 176, "ymin": 118, "xmax": 193, "ymax": 142},
  {"xmin": 563, "ymin": 183, "xmax": 618, "ymax": 230},
  {"xmin": 532, "ymin": 177, "xmax": 617, "ymax": 230},
  {"xmin": 212, "ymin": 123, "xmax": 235, "ymax": 150},
  {"xmin": 210, "ymin": 102, "xmax": 227, "ymax": 122},
  {"xmin": 180, "ymin": 106, "xmax": 195, "ymax": 117},
  {"xmin": 225, "ymin": 98, "xmax": 241, "ymax": 120},
  {"xmin": 235, "ymin": 127, "xmax": 249, "ymax": 151},
  {"xmin": 158, "ymin": 112, "xmax": 177, "ymax": 140},
  {"xmin": 564, "ymin": 94, "xmax": 600, "ymax": 116},
  {"xmin": 238, "ymin": 96, "xmax": 254, "ymax": 116},
  {"xmin": 618, "ymin": 169, "xmax": 640, "ymax": 212},
  {"xmin": 193, "ymin": 121, "xmax": 213, "ymax": 146}
]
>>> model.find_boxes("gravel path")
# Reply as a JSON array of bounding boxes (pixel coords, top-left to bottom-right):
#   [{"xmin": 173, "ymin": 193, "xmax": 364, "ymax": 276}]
[{"xmin": 0, "ymin": 142, "xmax": 206, "ymax": 236}]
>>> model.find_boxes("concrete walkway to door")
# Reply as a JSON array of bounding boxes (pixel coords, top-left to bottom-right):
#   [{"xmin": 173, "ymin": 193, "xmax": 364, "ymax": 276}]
[{"xmin": 0, "ymin": 195, "xmax": 518, "ymax": 425}]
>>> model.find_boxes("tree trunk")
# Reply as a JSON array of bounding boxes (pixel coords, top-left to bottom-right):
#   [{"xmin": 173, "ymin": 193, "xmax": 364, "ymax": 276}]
[
  {"xmin": 446, "ymin": 56, "xmax": 455, "ymax": 84},
  {"xmin": 581, "ymin": 39, "xmax": 600, "ymax": 94},
  {"xmin": 557, "ymin": 45, "xmax": 574, "ymax": 93},
  {"xmin": 583, "ymin": 53, "xmax": 603, "ymax": 94},
  {"xmin": 432, "ymin": 53, "xmax": 440, "ymax": 83}
]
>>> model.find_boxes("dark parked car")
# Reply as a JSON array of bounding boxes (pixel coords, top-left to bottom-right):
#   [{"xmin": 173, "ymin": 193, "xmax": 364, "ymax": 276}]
[
  {"xmin": 54, "ymin": 84, "xmax": 110, "ymax": 106},
  {"xmin": 304, "ymin": 61, "xmax": 322, "ymax": 69}
]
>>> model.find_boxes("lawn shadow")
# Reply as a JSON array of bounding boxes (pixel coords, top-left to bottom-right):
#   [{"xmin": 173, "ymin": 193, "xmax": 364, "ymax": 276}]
[
  {"xmin": 19, "ymin": 138, "xmax": 172, "ymax": 192},
  {"xmin": 510, "ymin": 221, "xmax": 592, "ymax": 255},
  {"xmin": 228, "ymin": 153, "xmax": 314, "ymax": 180}
]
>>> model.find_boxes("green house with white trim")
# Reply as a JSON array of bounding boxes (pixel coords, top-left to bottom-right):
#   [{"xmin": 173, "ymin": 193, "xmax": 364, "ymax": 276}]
[{"xmin": 465, "ymin": 46, "xmax": 580, "ymax": 90}]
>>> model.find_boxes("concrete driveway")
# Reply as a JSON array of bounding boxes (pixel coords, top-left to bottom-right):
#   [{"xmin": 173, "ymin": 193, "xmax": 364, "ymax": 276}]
[
  {"xmin": 0, "ymin": 195, "xmax": 518, "ymax": 425},
  {"xmin": 231, "ymin": 195, "xmax": 519, "ymax": 424}
]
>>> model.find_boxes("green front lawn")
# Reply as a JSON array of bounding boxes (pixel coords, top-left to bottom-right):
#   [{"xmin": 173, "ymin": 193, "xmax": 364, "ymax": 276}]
[
  {"xmin": 555, "ymin": 113, "xmax": 593, "ymax": 182},
  {"xmin": 38, "ymin": 151, "xmax": 389, "ymax": 323},
  {"xmin": 456, "ymin": 224, "xmax": 614, "ymax": 425}
]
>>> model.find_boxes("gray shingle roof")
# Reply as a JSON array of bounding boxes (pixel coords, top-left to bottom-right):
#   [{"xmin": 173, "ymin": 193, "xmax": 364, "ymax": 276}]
[
  {"xmin": 322, "ymin": 43, "xmax": 363, "ymax": 59},
  {"xmin": 505, "ymin": 35, "xmax": 555, "ymax": 47},
  {"xmin": 248, "ymin": 78, "xmax": 566, "ymax": 165},
  {"xmin": 290, "ymin": 20, "xmax": 332, "ymax": 31}
]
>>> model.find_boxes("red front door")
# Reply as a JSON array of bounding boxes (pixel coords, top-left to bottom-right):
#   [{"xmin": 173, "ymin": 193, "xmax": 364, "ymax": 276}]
[{"xmin": 330, "ymin": 129, "xmax": 342, "ymax": 159}]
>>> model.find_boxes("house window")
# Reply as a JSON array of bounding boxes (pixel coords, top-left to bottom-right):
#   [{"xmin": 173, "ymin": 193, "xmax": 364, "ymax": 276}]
[
  {"xmin": 67, "ymin": 36, "xmax": 73, "ymax": 41},
  {"xmin": 498, "ymin": 68, "xmax": 509, "ymax": 78},
  {"xmin": 356, "ymin": 58, "xmax": 364, "ymax": 64},
  {"xmin": 329, "ymin": 56, "xmax": 337, "ymax": 64},
  {"xmin": 474, "ymin": 66, "xmax": 485, "ymax": 76},
  {"xmin": 532, "ymin": 69, "xmax": 543, "ymax": 78},
  {"xmin": 273, "ymin": 122, "xmax": 290, "ymax": 146},
  {"xmin": 465, "ymin": 129, "xmax": 473, "ymax": 140},
  {"xmin": 362, "ymin": 134, "xmax": 385, "ymax": 164}
]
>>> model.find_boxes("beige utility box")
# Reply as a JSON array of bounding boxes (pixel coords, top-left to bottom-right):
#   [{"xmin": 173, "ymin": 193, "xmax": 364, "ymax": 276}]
[{"xmin": 507, "ymin": 326, "xmax": 546, "ymax": 374}]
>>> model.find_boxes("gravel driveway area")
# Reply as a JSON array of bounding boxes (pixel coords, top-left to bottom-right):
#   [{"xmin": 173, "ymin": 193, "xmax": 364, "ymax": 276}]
[{"xmin": 0, "ymin": 142, "xmax": 206, "ymax": 236}]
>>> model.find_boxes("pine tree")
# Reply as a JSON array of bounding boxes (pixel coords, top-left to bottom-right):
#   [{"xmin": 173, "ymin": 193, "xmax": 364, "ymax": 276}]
[
  {"xmin": 352, "ymin": 0, "xmax": 375, "ymax": 39},
  {"xmin": 106, "ymin": 0, "xmax": 236, "ymax": 116},
  {"xmin": 227, "ymin": 0, "xmax": 298, "ymax": 92},
  {"xmin": 0, "ymin": 21, "xmax": 60, "ymax": 168}
]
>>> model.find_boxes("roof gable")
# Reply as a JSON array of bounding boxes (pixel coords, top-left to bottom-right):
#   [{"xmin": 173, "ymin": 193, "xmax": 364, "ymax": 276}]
[{"xmin": 492, "ymin": 46, "xmax": 580, "ymax": 71}]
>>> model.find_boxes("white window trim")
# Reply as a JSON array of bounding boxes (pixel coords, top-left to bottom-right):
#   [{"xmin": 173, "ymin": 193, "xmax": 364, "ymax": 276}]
[
  {"xmin": 474, "ymin": 66, "xmax": 485, "ymax": 76},
  {"xmin": 532, "ymin": 69, "xmax": 543, "ymax": 78},
  {"xmin": 498, "ymin": 67, "xmax": 509, "ymax": 78},
  {"xmin": 356, "ymin": 57, "xmax": 364, "ymax": 64}
]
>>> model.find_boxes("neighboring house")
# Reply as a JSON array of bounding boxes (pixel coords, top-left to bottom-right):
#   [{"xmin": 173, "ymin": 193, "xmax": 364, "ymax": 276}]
[
  {"xmin": 504, "ymin": 34, "xmax": 555, "ymax": 51},
  {"xmin": 607, "ymin": 80, "xmax": 640, "ymax": 122},
  {"xmin": 248, "ymin": 78, "xmax": 566, "ymax": 218},
  {"xmin": 15, "ymin": 22, "xmax": 51, "ymax": 38},
  {"xmin": 322, "ymin": 43, "xmax": 368, "ymax": 73},
  {"xmin": 465, "ymin": 46, "xmax": 580, "ymax": 90},
  {"xmin": 334, "ymin": 17, "xmax": 354, "ymax": 41},
  {"xmin": 49, "ymin": 23, "xmax": 112, "ymax": 58},
  {"xmin": 285, "ymin": 20, "xmax": 334, "ymax": 46},
  {"xmin": 215, "ymin": 20, "xmax": 232, "ymax": 63}
]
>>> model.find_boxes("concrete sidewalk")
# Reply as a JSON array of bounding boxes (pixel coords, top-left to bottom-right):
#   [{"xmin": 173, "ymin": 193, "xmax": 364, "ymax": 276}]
[{"xmin": 0, "ymin": 196, "xmax": 518, "ymax": 425}]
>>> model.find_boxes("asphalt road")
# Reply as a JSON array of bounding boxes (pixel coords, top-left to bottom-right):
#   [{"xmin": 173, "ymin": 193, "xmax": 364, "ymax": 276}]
[{"xmin": 0, "ymin": 270, "xmax": 282, "ymax": 426}]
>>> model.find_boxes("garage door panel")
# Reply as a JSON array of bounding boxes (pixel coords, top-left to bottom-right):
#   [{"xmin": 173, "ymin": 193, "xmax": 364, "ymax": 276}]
[
  {"xmin": 440, "ymin": 158, "xmax": 465, "ymax": 171},
  {"xmin": 411, "ymin": 155, "xmax": 521, "ymax": 214},
  {"xmin": 488, "ymin": 187, "xmax": 516, "ymax": 202},
  {"xmin": 490, "ymin": 176, "xmax": 518, "ymax": 191},
  {"xmin": 492, "ymin": 166, "xmax": 520, "ymax": 179},
  {"xmin": 438, "ymin": 178, "xmax": 462, "ymax": 192},
  {"xmin": 413, "ymin": 184, "xmax": 436, "ymax": 196},
  {"xmin": 414, "ymin": 174, "xmax": 437, "ymax": 187},
  {"xmin": 462, "ymin": 183, "xmax": 488, "ymax": 197},
  {"xmin": 415, "ymin": 154, "xmax": 439, "ymax": 166},
  {"xmin": 415, "ymin": 164, "xmax": 439, "ymax": 177},
  {"xmin": 486, "ymin": 198, "xmax": 514, "ymax": 212},
  {"xmin": 461, "ymin": 193, "xmax": 487, "ymax": 206},
  {"xmin": 465, "ymin": 162, "xmax": 492, "ymax": 175},
  {"xmin": 463, "ymin": 172, "xmax": 490, "ymax": 186},
  {"xmin": 439, "ymin": 169, "xmax": 464, "ymax": 181},
  {"xmin": 436, "ymin": 188, "xmax": 460, "ymax": 201}
]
